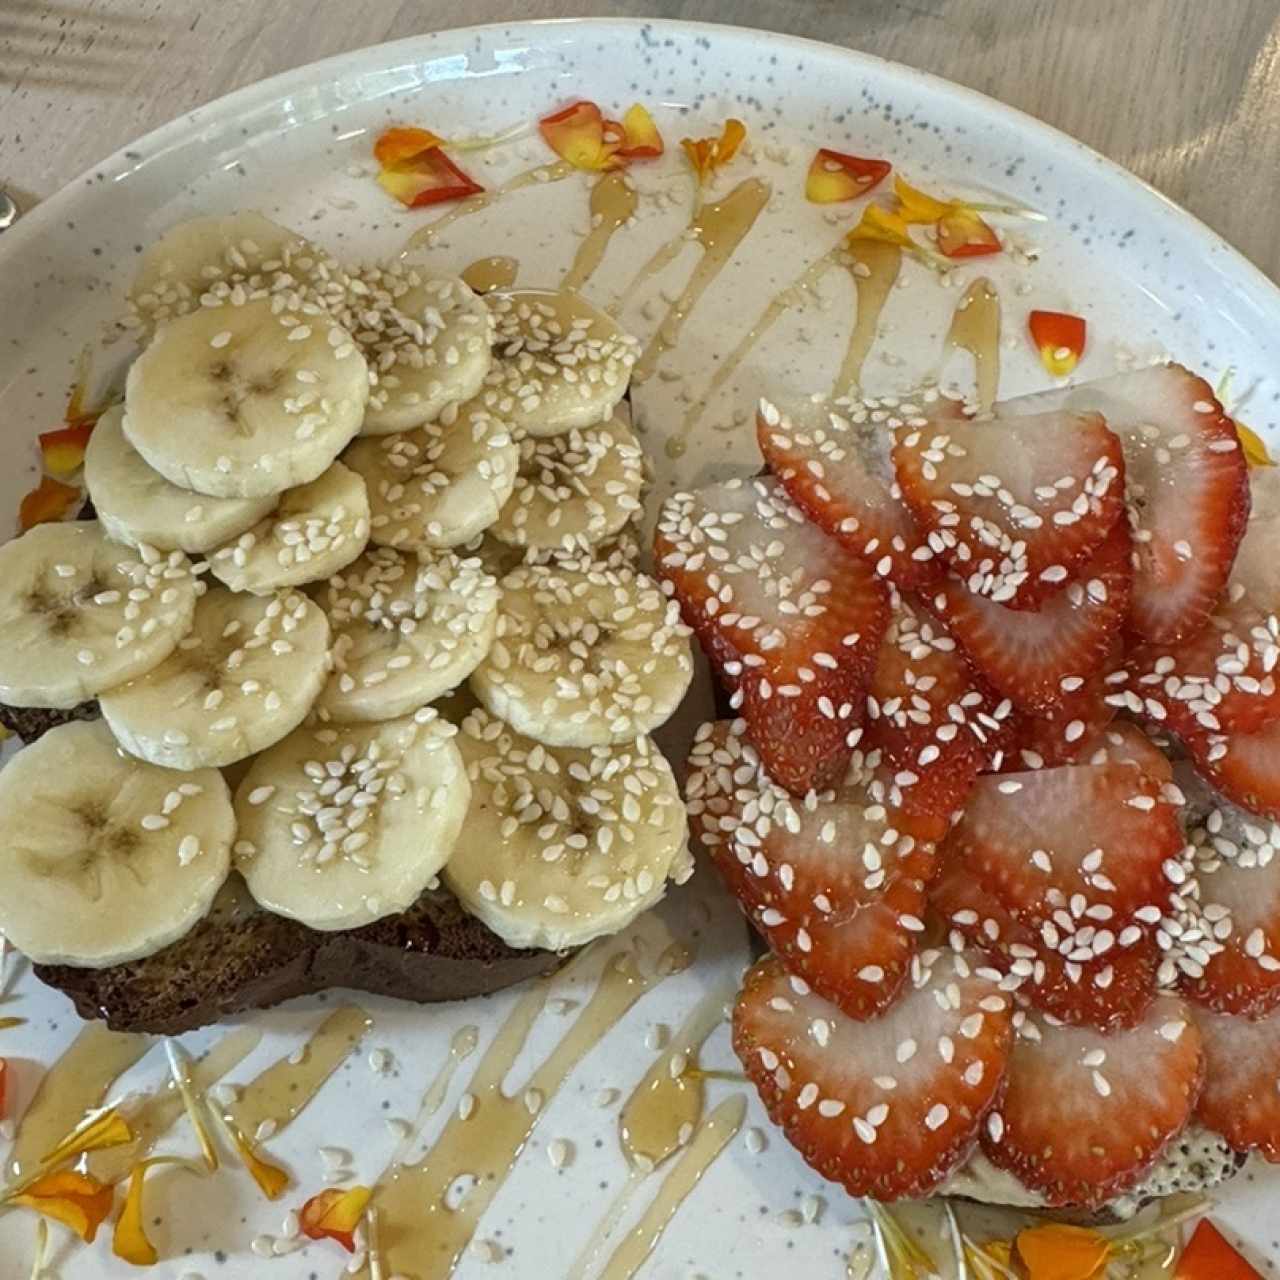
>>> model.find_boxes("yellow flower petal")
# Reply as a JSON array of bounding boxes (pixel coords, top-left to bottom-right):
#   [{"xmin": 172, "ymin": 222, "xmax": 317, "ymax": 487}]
[
  {"xmin": 893, "ymin": 175, "xmax": 954, "ymax": 224},
  {"xmin": 1237, "ymin": 420, "xmax": 1274, "ymax": 467}
]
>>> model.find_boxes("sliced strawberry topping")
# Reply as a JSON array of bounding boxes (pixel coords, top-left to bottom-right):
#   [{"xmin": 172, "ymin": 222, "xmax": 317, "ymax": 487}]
[
  {"xmin": 1186, "ymin": 715, "xmax": 1280, "ymax": 820},
  {"xmin": 1073, "ymin": 719, "xmax": 1174, "ymax": 781},
  {"xmin": 996, "ymin": 364, "xmax": 1250, "ymax": 644},
  {"xmin": 734, "ymin": 949, "xmax": 1012, "ymax": 1200},
  {"xmin": 930, "ymin": 857, "xmax": 1157, "ymax": 1031},
  {"xmin": 655, "ymin": 476, "xmax": 888, "ymax": 794},
  {"xmin": 758, "ymin": 396, "xmax": 949, "ymax": 589},
  {"xmin": 1000, "ymin": 658, "xmax": 1121, "ymax": 770},
  {"xmin": 948, "ymin": 758, "xmax": 1184, "ymax": 929},
  {"xmin": 930, "ymin": 519, "xmax": 1133, "ymax": 714},
  {"xmin": 1194, "ymin": 1005, "xmax": 1280, "ymax": 1160},
  {"xmin": 981, "ymin": 996, "xmax": 1203, "ymax": 1207},
  {"xmin": 891, "ymin": 409, "xmax": 1125, "ymax": 610}
]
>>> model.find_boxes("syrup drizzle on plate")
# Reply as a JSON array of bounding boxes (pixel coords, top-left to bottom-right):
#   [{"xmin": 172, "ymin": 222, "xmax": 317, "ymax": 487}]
[
  {"xmin": 461, "ymin": 255, "xmax": 519, "ymax": 293},
  {"xmin": 944, "ymin": 277, "xmax": 1001, "ymax": 413},
  {"xmin": 563, "ymin": 173, "xmax": 638, "ymax": 293},
  {"xmin": 835, "ymin": 240, "xmax": 903, "ymax": 395}
]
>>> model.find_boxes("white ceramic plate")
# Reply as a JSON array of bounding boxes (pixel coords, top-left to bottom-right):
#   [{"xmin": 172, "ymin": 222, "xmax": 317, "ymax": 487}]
[{"xmin": 1, "ymin": 18, "xmax": 1277, "ymax": 1277}]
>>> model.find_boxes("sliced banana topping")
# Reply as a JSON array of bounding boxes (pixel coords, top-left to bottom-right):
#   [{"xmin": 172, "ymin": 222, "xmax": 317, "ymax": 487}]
[
  {"xmin": 127, "ymin": 212, "xmax": 343, "ymax": 338},
  {"xmin": 209, "ymin": 461, "xmax": 370, "ymax": 593},
  {"xmin": 490, "ymin": 413, "xmax": 645, "ymax": 554},
  {"xmin": 99, "ymin": 587, "xmax": 330, "ymax": 770},
  {"xmin": 344, "ymin": 399, "xmax": 518, "ymax": 550},
  {"xmin": 465, "ymin": 522, "xmax": 645, "ymax": 581},
  {"xmin": 446, "ymin": 708, "xmax": 692, "ymax": 950},
  {"xmin": 315, "ymin": 546, "xmax": 499, "ymax": 724},
  {"xmin": 234, "ymin": 708, "xmax": 470, "ymax": 931},
  {"xmin": 479, "ymin": 289, "xmax": 639, "ymax": 436},
  {"xmin": 470, "ymin": 563, "xmax": 694, "ymax": 748},
  {"xmin": 337, "ymin": 264, "xmax": 493, "ymax": 435},
  {"xmin": 86, "ymin": 405, "xmax": 275, "ymax": 554},
  {"xmin": 124, "ymin": 296, "xmax": 370, "ymax": 499},
  {"xmin": 0, "ymin": 719, "xmax": 233, "ymax": 966},
  {"xmin": 0, "ymin": 521, "xmax": 200, "ymax": 710}
]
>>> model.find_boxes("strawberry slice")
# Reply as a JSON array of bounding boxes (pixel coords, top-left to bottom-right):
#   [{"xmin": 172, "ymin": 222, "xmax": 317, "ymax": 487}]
[
  {"xmin": 1195, "ymin": 1005, "xmax": 1280, "ymax": 1161},
  {"xmin": 948, "ymin": 758, "xmax": 1184, "ymax": 929},
  {"xmin": 1177, "ymin": 798, "xmax": 1280, "ymax": 1017},
  {"xmin": 865, "ymin": 596, "xmax": 1014, "ymax": 819},
  {"xmin": 734, "ymin": 949, "xmax": 1013, "ymax": 1199},
  {"xmin": 1186, "ymin": 715, "xmax": 1280, "ymax": 820},
  {"xmin": 1001, "ymin": 657, "xmax": 1121, "ymax": 770},
  {"xmin": 930, "ymin": 857, "xmax": 1158, "ymax": 1031},
  {"xmin": 757, "ymin": 396, "xmax": 959, "ymax": 589},
  {"xmin": 891, "ymin": 409, "xmax": 1125, "ymax": 610},
  {"xmin": 655, "ymin": 476, "xmax": 888, "ymax": 794},
  {"xmin": 995, "ymin": 364, "xmax": 1250, "ymax": 644},
  {"xmin": 930, "ymin": 518, "xmax": 1133, "ymax": 713},
  {"xmin": 981, "ymin": 997, "xmax": 1204, "ymax": 1206}
]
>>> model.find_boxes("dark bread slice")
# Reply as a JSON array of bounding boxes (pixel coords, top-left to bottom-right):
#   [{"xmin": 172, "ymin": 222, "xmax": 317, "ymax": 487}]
[
  {"xmin": 0, "ymin": 697, "xmax": 100, "ymax": 744},
  {"xmin": 35, "ymin": 875, "xmax": 567, "ymax": 1035}
]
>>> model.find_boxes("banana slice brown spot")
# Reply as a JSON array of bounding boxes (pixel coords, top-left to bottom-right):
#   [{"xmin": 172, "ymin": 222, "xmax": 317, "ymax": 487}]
[
  {"xmin": 0, "ymin": 719, "xmax": 233, "ymax": 966},
  {"xmin": 446, "ymin": 708, "xmax": 691, "ymax": 950},
  {"xmin": 315, "ymin": 546, "xmax": 499, "ymax": 724},
  {"xmin": 234, "ymin": 708, "xmax": 469, "ymax": 931},
  {"xmin": 209, "ymin": 461, "xmax": 371, "ymax": 594},
  {"xmin": 344, "ymin": 399, "xmax": 518, "ymax": 551},
  {"xmin": 469, "ymin": 563, "xmax": 694, "ymax": 748},
  {"xmin": 480, "ymin": 289, "xmax": 639, "ymax": 436},
  {"xmin": 124, "ymin": 296, "xmax": 370, "ymax": 499},
  {"xmin": 99, "ymin": 587, "xmax": 330, "ymax": 770},
  {"xmin": 0, "ymin": 521, "xmax": 200, "ymax": 710},
  {"xmin": 490, "ymin": 414, "xmax": 645, "ymax": 554}
]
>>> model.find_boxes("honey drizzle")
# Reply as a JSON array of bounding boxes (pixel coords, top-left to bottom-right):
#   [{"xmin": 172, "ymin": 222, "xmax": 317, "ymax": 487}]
[
  {"xmin": 225, "ymin": 1005, "xmax": 370, "ymax": 1138},
  {"xmin": 7, "ymin": 1025, "xmax": 150, "ymax": 1180},
  {"xmin": 628, "ymin": 177, "xmax": 773, "ymax": 385},
  {"xmin": 369, "ymin": 946, "xmax": 667, "ymax": 1278},
  {"xmin": 562, "ymin": 172, "xmax": 638, "ymax": 292},
  {"xmin": 944, "ymin": 277, "xmax": 1001, "ymax": 413},
  {"xmin": 460, "ymin": 256, "xmax": 519, "ymax": 294},
  {"xmin": 596, "ymin": 1095, "xmax": 747, "ymax": 1280},
  {"xmin": 834, "ymin": 241, "xmax": 903, "ymax": 395},
  {"xmin": 401, "ymin": 162, "xmax": 574, "ymax": 256},
  {"xmin": 385, "ymin": 1024, "xmax": 480, "ymax": 1172}
]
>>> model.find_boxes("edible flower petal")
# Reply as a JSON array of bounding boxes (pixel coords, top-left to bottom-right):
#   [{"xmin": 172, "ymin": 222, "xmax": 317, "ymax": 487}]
[
  {"xmin": 375, "ymin": 147, "xmax": 484, "ymax": 209},
  {"xmin": 617, "ymin": 103, "xmax": 664, "ymax": 159},
  {"xmin": 1016, "ymin": 1223, "xmax": 1111, "ymax": 1280},
  {"xmin": 299, "ymin": 1185, "xmax": 373, "ymax": 1252},
  {"xmin": 893, "ymin": 176, "xmax": 954, "ymax": 224},
  {"xmin": 680, "ymin": 119, "xmax": 747, "ymax": 184},
  {"xmin": 38, "ymin": 422, "xmax": 94, "ymax": 476},
  {"xmin": 1175, "ymin": 1220, "xmax": 1262, "ymax": 1280},
  {"xmin": 1028, "ymin": 309, "xmax": 1087, "ymax": 377},
  {"xmin": 40, "ymin": 1108, "xmax": 132, "ymax": 1168},
  {"xmin": 847, "ymin": 205, "xmax": 944, "ymax": 270},
  {"xmin": 806, "ymin": 148, "xmax": 891, "ymax": 203},
  {"xmin": 112, "ymin": 1157, "xmax": 201, "ymax": 1267},
  {"xmin": 1236, "ymin": 420, "xmax": 1273, "ymax": 467},
  {"xmin": 0, "ymin": 1058, "xmax": 7, "ymax": 1120},
  {"xmin": 373, "ymin": 126, "xmax": 448, "ymax": 169},
  {"xmin": 539, "ymin": 101, "xmax": 624, "ymax": 172},
  {"xmin": 11, "ymin": 1171, "xmax": 114, "ymax": 1244},
  {"xmin": 935, "ymin": 207, "xmax": 1001, "ymax": 258},
  {"xmin": 18, "ymin": 475, "xmax": 82, "ymax": 532},
  {"xmin": 229, "ymin": 1125, "xmax": 290, "ymax": 1200}
]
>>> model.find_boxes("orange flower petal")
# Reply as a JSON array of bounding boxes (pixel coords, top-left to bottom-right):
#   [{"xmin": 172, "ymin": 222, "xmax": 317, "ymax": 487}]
[
  {"xmin": 539, "ymin": 101, "xmax": 623, "ymax": 172},
  {"xmin": 936, "ymin": 207, "xmax": 1001, "ymax": 258},
  {"xmin": 1028, "ymin": 310, "xmax": 1087, "ymax": 377},
  {"xmin": 113, "ymin": 1165, "xmax": 158, "ymax": 1266},
  {"xmin": 13, "ymin": 1171, "xmax": 114, "ymax": 1244},
  {"xmin": 894, "ymin": 175, "xmax": 954, "ymax": 224},
  {"xmin": 373, "ymin": 126, "xmax": 448, "ymax": 169},
  {"xmin": 1016, "ymin": 1223, "xmax": 1111, "ymax": 1280},
  {"xmin": 18, "ymin": 475, "xmax": 81, "ymax": 532},
  {"xmin": 230, "ymin": 1127, "xmax": 290, "ymax": 1201},
  {"xmin": 846, "ymin": 204, "xmax": 944, "ymax": 271},
  {"xmin": 1176, "ymin": 1220, "xmax": 1262, "ymax": 1280},
  {"xmin": 299, "ymin": 1185, "xmax": 373, "ymax": 1253},
  {"xmin": 375, "ymin": 147, "xmax": 484, "ymax": 209},
  {"xmin": 805, "ymin": 148, "xmax": 891, "ymax": 203},
  {"xmin": 617, "ymin": 103, "xmax": 664, "ymax": 159},
  {"xmin": 680, "ymin": 118, "xmax": 746, "ymax": 184},
  {"xmin": 38, "ymin": 422, "xmax": 94, "ymax": 476}
]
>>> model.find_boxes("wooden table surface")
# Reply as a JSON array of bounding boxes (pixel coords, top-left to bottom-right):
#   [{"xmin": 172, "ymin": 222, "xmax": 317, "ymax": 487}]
[{"xmin": 2, "ymin": 0, "xmax": 1278, "ymax": 280}]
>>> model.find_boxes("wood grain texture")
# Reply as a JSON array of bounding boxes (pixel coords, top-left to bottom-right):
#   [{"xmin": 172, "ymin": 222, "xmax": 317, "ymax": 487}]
[{"xmin": 2, "ymin": 0, "xmax": 1278, "ymax": 279}]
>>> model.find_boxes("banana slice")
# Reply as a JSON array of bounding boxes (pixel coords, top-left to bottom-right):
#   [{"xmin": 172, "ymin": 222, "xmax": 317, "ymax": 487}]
[
  {"xmin": 0, "ymin": 719, "xmax": 233, "ymax": 966},
  {"xmin": 445, "ymin": 708, "xmax": 692, "ymax": 950},
  {"xmin": 208, "ymin": 461, "xmax": 370, "ymax": 593},
  {"xmin": 99, "ymin": 587, "xmax": 330, "ymax": 770},
  {"xmin": 480, "ymin": 289, "xmax": 639, "ymax": 436},
  {"xmin": 233, "ymin": 708, "xmax": 469, "ymax": 930},
  {"xmin": 340, "ymin": 264, "xmax": 493, "ymax": 435},
  {"xmin": 490, "ymin": 413, "xmax": 645, "ymax": 554},
  {"xmin": 465, "ymin": 520, "xmax": 645, "ymax": 580},
  {"xmin": 343, "ymin": 399, "xmax": 518, "ymax": 550},
  {"xmin": 85, "ymin": 405, "xmax": 275, "ymax": 554},
  {"xmin": 124, "ymin": 296, "xmax": 370, "ymax": 499},
  {"xmin": 0, "ymin": 521, "xmax": 200, "ymax": 710},
  {"xmin": 315, "ymin": 546, "xmax": 499, "ymax": 724},
  {"xmin": 127, "ymin": 212, "xmax": 342, "ymax": 338},
  {"xmin": 470, "ymin": 563, "xmax": 694, "ymax": 748}
]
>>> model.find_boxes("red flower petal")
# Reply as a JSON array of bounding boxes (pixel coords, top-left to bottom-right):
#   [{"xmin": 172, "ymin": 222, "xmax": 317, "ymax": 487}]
[
  {"xmin": 1175, "ymin": 1220, "xmax": 1261, "ymax": 1280},
  {"xmin": 299, "ymin": 1186, "xmax": 372, "ymax": 1253},
  {"xmin": 616, "ymin": 103, "xmax": 664, "ymax": 159},
  {"xmin": 539, "ymin": 100, "xmax": 623, "ymax": 171},
  {"xmin": 1029, "ymin": 310, "xmax": 1087, "ymax": 377},
  {"xmin": 375, "ymin": 147, "xmax": 484, "ymax": 208},
  {"xmin": 19, "ymin": 476, "xmax": 81, "ymax": 532},
  {"xmin": 806, "ymin": 148, "xmax": 891, "ymax": 203},
  {"xmin": 39, "ymin": 422, "xmax": 94, "ymax": 476},
  {"xmin": 936, "ymin": 207, "xmax": 1001, "ymax": 258}
]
